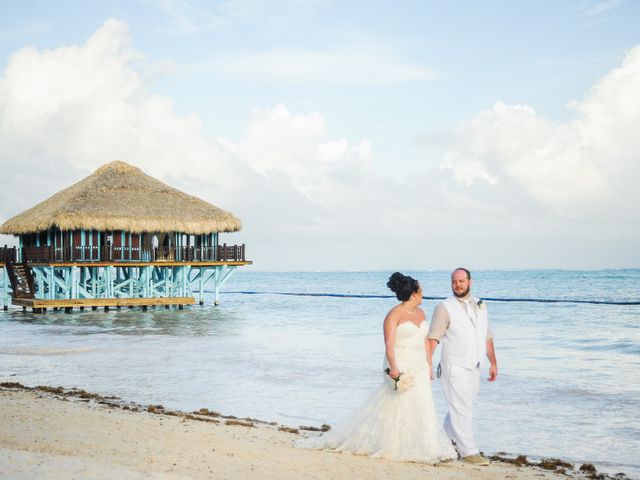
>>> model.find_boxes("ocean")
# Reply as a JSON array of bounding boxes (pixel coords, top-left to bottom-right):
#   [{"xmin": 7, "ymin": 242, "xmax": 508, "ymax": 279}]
[{"xmin": 1, "ymin": 269, "xmax": 638, "ymax": 478}]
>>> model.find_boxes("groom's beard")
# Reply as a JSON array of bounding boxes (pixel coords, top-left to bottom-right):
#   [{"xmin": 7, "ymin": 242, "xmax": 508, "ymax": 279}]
[{"xmin": 453, "ymin": 287, "xmax": 470, "ymax": 298}]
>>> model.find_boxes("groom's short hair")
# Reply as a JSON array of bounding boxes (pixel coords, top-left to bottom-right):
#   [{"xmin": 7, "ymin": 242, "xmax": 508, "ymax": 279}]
[{"xmin": 453, "ymin": 267, "xmax": 471, "ymax": 280}]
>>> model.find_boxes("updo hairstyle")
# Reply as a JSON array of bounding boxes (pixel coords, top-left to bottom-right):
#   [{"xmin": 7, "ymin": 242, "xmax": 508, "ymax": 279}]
[{"xmin": 387, "ymin": 272, "xmax": 420, "ymax": 302}]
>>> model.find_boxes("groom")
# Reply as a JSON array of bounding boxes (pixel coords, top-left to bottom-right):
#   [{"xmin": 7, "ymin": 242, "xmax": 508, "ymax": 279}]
[{"xmin": 427, "ymin": 268, "xmax": 498, "ymax": 466}]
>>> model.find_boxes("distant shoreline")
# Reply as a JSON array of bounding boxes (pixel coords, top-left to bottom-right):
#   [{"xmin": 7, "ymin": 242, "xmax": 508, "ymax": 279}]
[{"xmin": 0, "ymin": 383, "xmax": 631, "ymax": 480}]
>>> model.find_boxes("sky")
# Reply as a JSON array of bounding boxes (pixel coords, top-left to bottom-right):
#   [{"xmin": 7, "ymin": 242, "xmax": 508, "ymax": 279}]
[{"xmin": 0, "ymin": 0, "xmax": 639, "ymax": 271}]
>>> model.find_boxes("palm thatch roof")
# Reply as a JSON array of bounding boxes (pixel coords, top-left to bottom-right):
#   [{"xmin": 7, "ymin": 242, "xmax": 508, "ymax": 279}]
[{"xmin": 0, "ymin": 161, "xmax": 241, "ymax": 235}]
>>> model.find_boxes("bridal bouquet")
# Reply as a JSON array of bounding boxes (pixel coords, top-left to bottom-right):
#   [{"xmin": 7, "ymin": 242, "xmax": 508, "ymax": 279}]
[{"xmin": 384, "ymin": 368, "xmax": 415, "ymax": 392}]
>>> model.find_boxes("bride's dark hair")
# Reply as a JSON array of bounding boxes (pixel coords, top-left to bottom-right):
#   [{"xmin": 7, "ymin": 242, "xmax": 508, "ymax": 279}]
[{"xmin": 387, "ymin": 272, "xmax": 420, "ymax": 302}]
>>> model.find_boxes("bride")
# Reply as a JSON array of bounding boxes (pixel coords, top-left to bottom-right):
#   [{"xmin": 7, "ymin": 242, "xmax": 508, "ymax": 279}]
[{"xmin": 297, "ymin": 272, "xmax": 456, "ymax": 463}]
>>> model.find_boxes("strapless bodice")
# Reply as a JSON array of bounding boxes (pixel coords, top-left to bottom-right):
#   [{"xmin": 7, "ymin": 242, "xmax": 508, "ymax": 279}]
[{"xmin": 394, "ymin": 320, "xmax": 427, "ymax": 350}]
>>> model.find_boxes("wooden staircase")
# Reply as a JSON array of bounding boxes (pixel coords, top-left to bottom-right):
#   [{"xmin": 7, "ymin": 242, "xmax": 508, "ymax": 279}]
[{"xmin": 5, "ymin": 262, "xmax": 35, "ymax": 299}]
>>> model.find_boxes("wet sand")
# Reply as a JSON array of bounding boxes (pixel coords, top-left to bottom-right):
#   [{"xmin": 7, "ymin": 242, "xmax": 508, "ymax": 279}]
[{"xmin": 0, "ymin": 384, "xmax": 621, "ymax": 480}]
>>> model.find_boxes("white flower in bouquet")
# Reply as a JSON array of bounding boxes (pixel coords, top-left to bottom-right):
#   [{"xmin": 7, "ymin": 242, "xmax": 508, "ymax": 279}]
[
  {"xmin": 384, "ymin": 368, "xmax": 414, "ymax": 392},
  {"xmin": 396, "ymin": 373, "xmax": 415, "ymax": 392}
]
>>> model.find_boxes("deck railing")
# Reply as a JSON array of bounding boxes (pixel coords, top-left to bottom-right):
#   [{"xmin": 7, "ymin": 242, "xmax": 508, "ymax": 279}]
[
  {"xmin": 0, "ymin": 246, "xmax": 18, "ymax": 264},
  {"xmin": 15, "ymin": 244, "xmax": 246, "ymax": 264}
]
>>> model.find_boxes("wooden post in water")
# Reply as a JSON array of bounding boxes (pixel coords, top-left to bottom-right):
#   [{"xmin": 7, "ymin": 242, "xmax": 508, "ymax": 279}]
[{"xmin": 1, "ymin": 264, "xmax": 7, "ymax": 311}]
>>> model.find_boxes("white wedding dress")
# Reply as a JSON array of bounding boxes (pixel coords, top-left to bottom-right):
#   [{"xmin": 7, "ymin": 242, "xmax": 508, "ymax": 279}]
[{"xmin": 297, "ymin": 320, "xmax": 456, "ymax": 463}]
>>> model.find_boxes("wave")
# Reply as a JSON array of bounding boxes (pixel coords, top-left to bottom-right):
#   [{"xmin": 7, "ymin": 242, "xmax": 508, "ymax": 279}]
[
  {"xmin": 0, "ymin": 346, "xmax": 94, "ymax": 356},
  {"xmin": 572, "ymin": 339, "xmax": 640, "ymax": 355}
]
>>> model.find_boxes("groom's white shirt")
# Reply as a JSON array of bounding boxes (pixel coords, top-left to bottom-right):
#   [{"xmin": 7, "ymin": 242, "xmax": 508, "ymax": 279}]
[{"xmin": 440, "ymin": 296, "xmax": 488, "ymax": 369}]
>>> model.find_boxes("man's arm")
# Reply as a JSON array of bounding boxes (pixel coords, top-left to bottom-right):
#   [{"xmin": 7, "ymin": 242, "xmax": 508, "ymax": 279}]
[
  {"xmin": 427, "ymin": 339, "xmax": 439, "ymax": 365},
  {"xmin": 426, "ymin": 339, "xmax": 439, "ymax": 380},
  {"xmin": 486, "ymin": 338, "xmax": 497, "ymax": 382},
  {"xmin": 426, "ymin": 303, "xmax": 449, "ymax": 380}
]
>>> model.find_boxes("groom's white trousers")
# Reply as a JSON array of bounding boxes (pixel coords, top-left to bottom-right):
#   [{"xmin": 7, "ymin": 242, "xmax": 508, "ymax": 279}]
[{"xmin": 441, "ymin": 363, "xmax": 480, "ymax": 457}]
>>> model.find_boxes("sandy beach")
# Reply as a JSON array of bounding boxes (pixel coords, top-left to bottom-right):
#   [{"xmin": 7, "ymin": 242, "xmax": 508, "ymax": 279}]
[{"xmin": 0, "ymin": 384, "xmax": 616, "ymax": 480}]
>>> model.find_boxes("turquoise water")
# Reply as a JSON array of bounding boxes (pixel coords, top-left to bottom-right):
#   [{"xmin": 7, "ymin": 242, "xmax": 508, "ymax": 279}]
[{"xmin": 1, "ymin": 269, "xmax": 638, "ymax": 477}]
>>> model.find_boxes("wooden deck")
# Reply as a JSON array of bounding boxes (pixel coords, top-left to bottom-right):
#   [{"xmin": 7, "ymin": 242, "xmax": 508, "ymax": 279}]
[{"xmin": 12, "ymin": 296, "xmax": 195, "ymax": 311}]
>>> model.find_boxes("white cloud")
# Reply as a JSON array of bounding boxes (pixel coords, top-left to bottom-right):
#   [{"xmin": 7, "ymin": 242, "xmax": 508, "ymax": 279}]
[
  {"xmin": 212, "ymin": 48, "xmax": 434, "ymax": 83},
  {"xmin": 218, "ymin": 0, "xmax": 325, "ymax": 19},
  {"xmin": 437, "ymin": 46, "xmax": 640, "ymax": 219},
  {"xmin": 1, "ymin": 19, "xmax": 138, "ymax": 129},
  {"xmin": 0, "ymin": 22, "xmax": 53, "ymax": 40},
  {"xmin": 140, "ymin": 0, "xmax": 227, "ymax": 34},
  {"xmin": 141, "ymin": 0, "xmax": 324, "ymax": 34},
  {"xmin": 582, "ymin": 0, "xmax": 625, "ymax": 16},
  {"xmin": 0, "ymin": 18, "xmax": 241, "ymax": 183},
  {"xmin": 440, "ymin": 151, "xmax": 497, "ymax": 187},
  {"xmin": 218, "ymin": 103, "xmax": 372, "ymax": 199}
]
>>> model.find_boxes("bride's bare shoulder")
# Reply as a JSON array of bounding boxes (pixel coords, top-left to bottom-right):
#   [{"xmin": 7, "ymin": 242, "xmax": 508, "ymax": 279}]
[{"xmin": 383, "ymin": 305, "xmax": 402, "ymax": 322}]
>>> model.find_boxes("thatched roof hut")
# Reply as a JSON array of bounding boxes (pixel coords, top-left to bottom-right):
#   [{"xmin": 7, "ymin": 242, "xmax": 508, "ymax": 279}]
[{"xmin": 0, "ymin": 161, "xmax": 241, "ymax": 235}]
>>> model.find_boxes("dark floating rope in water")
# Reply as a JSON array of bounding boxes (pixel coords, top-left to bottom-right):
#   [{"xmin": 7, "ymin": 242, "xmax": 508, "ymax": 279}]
[{"xmin": 223, "ymin": 291, "xmax": 640, "ymax": 306}]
